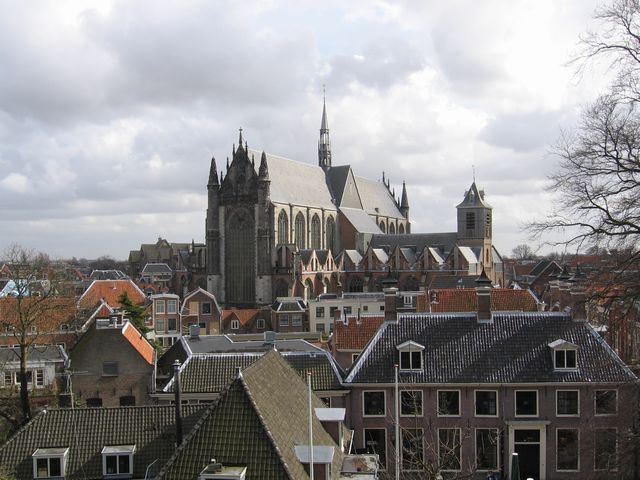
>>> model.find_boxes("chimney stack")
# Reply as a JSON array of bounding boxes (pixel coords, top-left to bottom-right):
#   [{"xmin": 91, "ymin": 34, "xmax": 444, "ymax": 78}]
[
  {"xmin": 383, "ymin": 288, "xmax": 399, "ymax": 321},
  {"xmin": 173, "ymin": 360, "xmax": 183, "ymax": 445},
  {"xmin": 475, "ymin": 269, "xmax": 492, "ymax": 323}
]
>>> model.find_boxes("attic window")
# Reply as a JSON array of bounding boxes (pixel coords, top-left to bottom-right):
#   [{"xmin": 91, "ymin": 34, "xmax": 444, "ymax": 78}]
[
  {"xmin": 548, "ymin": 340, "xmax": 578, "ymax": 370},
  {"xmin": 397, "ymin": 341, "xmax": 425, "ymax": 371},
  {"xmin": 33, "ymin": 447, "xmax": 68, "ymax": 479},
  {"xmin": 231, "ymin": 319, "xmax": 240, "ymax": 330},
  {"xmin": 102, "ymin": 445, "xmax": 135, "ymax": 477}
]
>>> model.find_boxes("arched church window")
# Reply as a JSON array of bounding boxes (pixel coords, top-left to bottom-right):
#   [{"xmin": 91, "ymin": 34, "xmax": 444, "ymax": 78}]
[
  {"xmin": 326, "ymin": 216, "xmax": 336, "ymax": 253},
  {"xmin": 348, "ymin": 276, "xmax": 364, "ymax": 293},
  {"xmin": 311, "ymin": 214, "xmax": 321, "ymax": 250},
  {"xmin": 399, "ymin": 223, "xmax": 405, "ymax": 234},
  {"xmin": 278, "ymin": 211, "xmax": 289, "ymax": 245},
  {"xmin": 304, "ymin": 278, "xmax": 314, "ymax": 301},
  {"xmin": 379, "ymin": 221, "xmax": 386, "ymax": 233},
  {"xmin": 295, "ymin": 212, "xmax": 306, "ymax": 249},
  {"xmin": 389, "ymin": 223, "xmax": 396, "ymax": 234}
]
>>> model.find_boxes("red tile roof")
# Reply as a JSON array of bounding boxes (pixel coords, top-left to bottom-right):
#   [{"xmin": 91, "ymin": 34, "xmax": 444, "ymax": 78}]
[
  {"xmin": 428, "ymin": 288, "xmax": 538, "ymax": 313},
  {"xmin": 0, "ymin": 297, "xmax": 76, "ymax": 330},
  {"xmin": 333, "ymin": 315, "xmax": 384, "ymax": 350},
  {"xmin": 223, "ymin": 308, "xmax": 260, "ymax": 327},
  {"xmin": 78, "ymin": 279, "xmax": 146, "ymax": 310},
  {"xmin": 122, "ymin": 322, "xmax": 154, "ymax": 365}
]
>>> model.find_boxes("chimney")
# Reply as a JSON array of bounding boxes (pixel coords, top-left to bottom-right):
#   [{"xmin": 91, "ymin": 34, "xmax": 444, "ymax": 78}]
[
  {"xmin": 189, "ymin": 323, "xmax": 200, "ymax": 338},
  {"xmin": 383, "ymin": 287, "xmax": 399, "ymax": 321},
  {"xmin": 173, "ymin": 360, "xmax": 183, "ymax": 445},
  {"xmin": 475, "ymin": 269, "xmax": 492, "ymax": 323}
]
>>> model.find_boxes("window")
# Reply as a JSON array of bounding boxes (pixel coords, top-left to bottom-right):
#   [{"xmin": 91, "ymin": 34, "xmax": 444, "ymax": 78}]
[
  {"xmin": 555, "ymin": 349, "xmax": 577, "ymax": 369},
  {"xmin": 557, "ymin": 428, "xmax": 579, "ymax": 471},
  {"xmin": 595, "ymin": 390, "xmax": 617, "ymax": 415},
  {"xmin": 156, "ymin": 318, "xmax": 165, "ymax": 332},
  {"xmin": 595, "ymin": 428, "xmax": 617, "ymax": 471},
  {"xmin": 87, "ymin": 397, "xmax": 102, "ymax": 407},
  {"xmin": 31, "ymin": 325, "xmax": 37, "ymax": 334},
  {"xmin": 155, "ymin": 300, "xmax": 165, "ymax": 314},
  {"xmin": 556, "ymin": 390, "xmax": 579, "ymax": 416},
  {"xmin": 351, "ymin": 353, "xmax": 359, "ymax": 363},
  {"xmin": 278, "ymin": 210, "xmax": 289, "ymax": 244},
  {"xmin": 60, "ymin": 324, "xmax": 69, "ymax": 331},
  {"xmin": 168, "ymin": 318, "xmax": 177, "ymax": 332},
  {"xmin": 291, "ymin": 314, "xmax": 302, "ymax": 326},
  {"xmin": 102, "ymin": 362, "xmax": 119, "ymax": 377},
  {"xmin": 295, "ymin": 212, "xmax": 306, "ymax": 249},
  {"xmin": 475, "ymin": 390, "xmax": 497, "ymax": 416},
  {"xmin": 201, "ymin": 302, "xmax": 212, "ymax": 314},
  {"xmin": 102, "ymin": 445, "xmax": 135, "ymax": 476},
  {"xmin": 343, "ymin": 306, "xmax": 352, "ymax": 315},
  {"xmin": 256, "ymin": 318, "xmax": 265, "ymax": 329},
  {"xmin": 33, "ymin": 448, "xmax": 68, "ymax": 479},
  {"xmin": 4, "ymin": 371, "xmax": 12, "ymax": 386},
  {"xmin": 515, "ymin": 390, "xmax": 538, "ymax": 416},
  {"xmin": 402, "ymin": 428, "xmax": 424, "ymax": 470},
  {"xmin": 316, "ymin": 323, "xmax": 325, "ymax": 333},
  {"xmin": 311, "ymin": 214, "xmax": 321, "ymax": 249},
  {"xmin": 438, "ymin": 390, "xmax": 460, "ymax": 416},
  {"xmin": 315, "ymin": 307, "xmax": 325, "ymax": 318},
  {"xmin": 363, "ymin": 391, "xmax": 385, "ymax": 417},
  {"xmin": 476, "ymin": 429, "xmax": 498, "ymax": 471},
  {"xmin": 167, "ymin": 299, "xmax": 177, "ymax": 314},
  {"xmin": 280, "ymin": 314, "xmax": 289, "ymax": 327},
  {"xmin": 364, "ymin": 429, "xmax": 387, "ymax": 469},
  {"xmin": 230, "ymin": 319, "xmax": 240, "ymax": 330},
  {"xmin": 329, "ymin": 307, "xmax": 337, "ymax": 318},
  {"xmin": 35, "ymin": 369, "xmax": 44, "ymax": 388},
  {"xmin": 397, "ymin": 341, "xmax": 424, "ymax": 371},
  {"xmin": 119, "ymin": 395, "xmax": 135, "ymax": 406},
  {"xmin": 400, "ymin": 390, "xmax": 423, "ymax": 416},
  {"xmin": 439, "ymin": 428, "xmax": 461, "ymax": 471},
  {"xmin": 363, "ymin": 305, "xmax": 369, "ymax": 312}
]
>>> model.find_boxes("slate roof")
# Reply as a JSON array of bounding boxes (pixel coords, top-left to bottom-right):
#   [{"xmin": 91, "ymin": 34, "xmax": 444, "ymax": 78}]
[
  {"xmin": 272, "ymin": 297, "xmax": 306, "ymax": 312},
  {"xmin": 355, "ymin": 176, "xmax": 403, "ymax": 218},
  {"xmin": 371, "ymin": 232, "xmax": 458, "ymax": 254},
  {"xmin": 429, "ymin": 275, "xmax": 479, "ymax": 289},
  {"xmin": 428, "ymin": 288, "xmax": 538, "ymax": 313},
  {"xmin": 340, "ymin": 208, "xmax": 382, "ymax": 234},
  {"xmin": 159, "ymin": 350, "xmax": 344, "ymax": 479},
  {"xmin": 164, "ymin": 350, "xmax": 344, "ymax": 394},
  {"xmin": 333, "ymin": 315, "xmax": 385, "ymax": 351},
  {"xmin": 346, "ymin": 312, "xmax": 637, "ymax": 384},
  {"xmin": 141, "ymin": 263, "xmax": 173, "ymax": 274},
  {"xmin": 455, "ymin": 181, "xmax": 492, "ymax": 209},
  {"xmin": 0, "ymin": 345, "xmax": 67, "ymax": 364},
  {"xmin": 0, "ymin": 405, "xmax": 207, "ymax": 480}
]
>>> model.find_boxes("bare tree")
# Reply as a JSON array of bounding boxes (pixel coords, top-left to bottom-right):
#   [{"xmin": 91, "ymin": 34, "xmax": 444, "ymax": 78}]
[
  {"xmin": 530, "ymin": 0, "xmax": 640, "ymax": 306},
  {"xmin": 0, "ymin": 244, "xmax": 74, "ymax": 425},
  {"xmin": 510, "ymin": 244, "xmax": 536, "ymax": 261}
]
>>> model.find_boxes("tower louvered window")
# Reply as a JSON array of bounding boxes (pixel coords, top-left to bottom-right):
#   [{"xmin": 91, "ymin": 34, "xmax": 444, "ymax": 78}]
[{"xmin": 311, "ymin": 214, "xmax": 321, "ymax": 249}]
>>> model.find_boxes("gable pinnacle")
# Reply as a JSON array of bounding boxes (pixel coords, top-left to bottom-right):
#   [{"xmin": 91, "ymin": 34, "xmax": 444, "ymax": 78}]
[{"xmin": 208, "ymin": 156, "xmax": 219, "ymax": 187}]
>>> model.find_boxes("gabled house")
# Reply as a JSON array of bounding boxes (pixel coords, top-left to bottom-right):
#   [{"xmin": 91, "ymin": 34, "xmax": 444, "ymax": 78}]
[
  {"xmin": 343, "ymin": 287, "xmax": 638, "ymax": 479},
  {"xmin": 70, "ymin": 319, "xmax": 155, "ymax": 407},
  {"xmin": 147, "ymin": 293, "xmax": 181, "ymax": 348},
  {"xmin": 271, "ymin": 297, "xmax": 308, "ymax": 332},
  {"xmin": 330, "ymin": 314, "xmax": 385, "ymax": 371},
  {"xmin": 221, "ymin": 308, "xmax": 270, "ymax": 334},
  {"xmin": 77, "ymin": 279, "xmax": 146, "ymax": 314},
  {"xmin": 180, "ymin": 287, "xmax": 223, "ymax": 335}
]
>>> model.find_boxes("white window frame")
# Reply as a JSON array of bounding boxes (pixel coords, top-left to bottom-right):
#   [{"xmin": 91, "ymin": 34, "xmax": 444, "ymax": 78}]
[
  {"xmin": 595, "ymin": 389, "xmax": 618, "ymax": 416},
  {"xmin": 32, "ymin": 447, "xmax": 68, "ymax": 479},
  {"xmin": 351, "ymin": 353, "xmax": 359, "ymax": 363},
  {"xmin": 102, "ymin": 445, "xmax": 135, "ymax": 477},
  {"xmin": 256, "ymin": 318, "xmax": 265, "ymax": 329},
  {"xmin": 155, "ymin": 300, "xmax": 165, "ymax": 314},
  {"xmin": 475, "ymin": 428, "xmax": 499, "ymax": 472},
  {"xmin": 556, "ymin": 428, "xmax": 580, "ymax": 472},
  {"xmin": 397, "ymin": 341, "xmax": 424, "ymax": 372},
  {"xmin": 554, "ymin": 348, "xmax": 577, "ymax": 370},
  {"xmin": 35, "ymin": 369, "xmax": 44, "ymax": 388},
  {"xmin": 230, "ymin": 319, "xmax": 240, "ymax": 330},
  {"xmin": 167, "ymin": 318, "xmax": 177, "ymax": 332},
  {"xmin": 363, "ymin": 428, "xmax": 387, "ymax": 470},
  {"xmin": 437, "ymin": 389, "xmax": 461, "ymax": 417},
  {"xmin": 514, "ymin": 390, "xmax": 538, "ymax": 417},
  {"xmin": 401, "ymin": 427, "xmax": 425, "ymax": 472},
  {"xmin": 474, "ymin": 390, "xmax": 498, "ymax": 417},
  {"xmin": 155, "ymin": 318, "xmax": 165, "ymax": 333},
  {"xmin": 315, "ymin": 307, "xmax": 325, "ymax": 318},
  {"xmin": 362, "ymin": 390, "xmax": 386, "ymax": 418},
  {"xmin": 167, "ymin": 299, "xmax": 178, "ymax": 314},
  {"xmin": 291, "ymin": 314, "xmax": 303, "ymax": 327},
  {"xmin": 400, "ymin": 390, "xmax": 423, "ymax": 417},
  {"xmin": 438, "ymin": 427, "xmax": 462, "ymax": 472},
  {"xmin": 279, "ymin": 315, "xmax": 289, "ymax": 327},
  {"xmin": 556, "ymin": 389, "xmax": 580, "ymax": 417}
]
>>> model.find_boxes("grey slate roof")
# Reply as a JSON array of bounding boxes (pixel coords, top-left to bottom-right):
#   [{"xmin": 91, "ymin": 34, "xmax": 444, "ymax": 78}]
[
  {"xmin": 0, "ymin": 405, "xmax": 207, "ymax": 480},
  {"xmin": 355, "ymin": 176, "xmax": 403, "ymax": 218},
  {"xmin": 346, "ymin": 312, "xmax": 637, "ymax": 385},
  {"xmin": 371, "ymin": 232, "xmax": 458, "ymax": 255},
  {"xmin": 0, "ymin": 345, "xmax": 67, "ymax": 364},
  {"xmin": 163, "ymin": 350, "xmax": 344, "ymax": 394},
  {"xmin": 159, "ymin": 350, "xmax": 344, "ymax": 479},
  {"xmin": 249, "ymin": 149, "xmax": 337, "ymax": 210},
  {"xmin": 141, "ymin": 262, "xmax": 173, "ymax": 274},
  {"xmin": 340, "ymin": 207, "xmax": 382, "ymax": 234}
]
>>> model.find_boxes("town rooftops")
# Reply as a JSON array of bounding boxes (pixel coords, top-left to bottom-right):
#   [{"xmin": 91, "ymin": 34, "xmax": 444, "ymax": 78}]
[
  {"xmin": 428, "ymin": 288, "xmax": 539, "ymax": 313},
  {"xmin": 346, "ymin": 311, "xmax": 637, "ymax": 384},
  {"xmin": 121, "ymin": 322, "xmax": 155, "ymax": 365},
  {"xmin": 0, "ymin": 344, "xmax": 68, "ymax": 364},
  {"xmin": 333, "ymin": 314, "xmax": 385, "ymax": 351},
  {"xmin": 77, "ymin": 279, "xmax": 146, "ymax": 310}
]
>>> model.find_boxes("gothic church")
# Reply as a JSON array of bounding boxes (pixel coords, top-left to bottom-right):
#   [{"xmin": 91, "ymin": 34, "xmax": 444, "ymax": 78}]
[{"xmin": 205, "ymin": 102, "xmax": 501, "ymax": 307}]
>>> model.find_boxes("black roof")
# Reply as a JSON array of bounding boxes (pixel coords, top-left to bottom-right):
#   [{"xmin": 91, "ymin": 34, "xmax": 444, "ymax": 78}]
[{"xmin": 346, "ymin": 312, "xmax": 637, "ymax": 385}]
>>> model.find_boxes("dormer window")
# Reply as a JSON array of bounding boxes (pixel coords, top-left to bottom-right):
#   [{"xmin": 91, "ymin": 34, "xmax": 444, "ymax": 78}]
[
  {"xmin": 397, "ymin": 341, "xmax": 425, "ymax": 371},
  {"xmin": 230, "ymin": 319, "xmax": 240, "ymax": 330},
  {"xmin": 33, "ymin": 447, "xmax": 68, "ymax": 479},
  {"xmin": 102, "ymin": 445, "xmax": 135, "ymax": 477},
  {"xmin": 548, "ymin": 340, "xmax": 578, "ymax": 370}
]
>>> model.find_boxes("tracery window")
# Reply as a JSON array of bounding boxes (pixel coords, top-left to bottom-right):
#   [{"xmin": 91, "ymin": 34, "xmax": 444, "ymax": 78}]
[
  {"xmin": 311, "ymin": 214, "xmax": 321, "ymax": 249},
  {"xmin": 295, "ymin": 213, "xmax": 306, "ymax": 249},
  {"xmin": 326, "ymin": 216, "xmax": 336, "ymax": 252},
  {"xmin": 278, "ymin": 210, "xmax": 289, "ymax": 245}
]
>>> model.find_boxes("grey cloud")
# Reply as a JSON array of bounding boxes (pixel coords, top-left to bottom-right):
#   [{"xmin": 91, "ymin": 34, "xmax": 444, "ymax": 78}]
[{"xmin": 480, "ymin": 110, "xmax": 566, "ymax": 152}]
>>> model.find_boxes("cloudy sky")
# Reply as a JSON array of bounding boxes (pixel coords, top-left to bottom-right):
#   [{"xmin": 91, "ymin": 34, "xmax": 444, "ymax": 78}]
[{"xmin": 0, "ymin": 0, "xmax": 611, "ymax": 260}]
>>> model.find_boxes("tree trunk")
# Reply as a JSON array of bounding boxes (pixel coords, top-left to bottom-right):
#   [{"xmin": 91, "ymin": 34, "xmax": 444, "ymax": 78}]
[{"xmin": 19, "ymin": 343, "xmax": 31, "ymax": 424}]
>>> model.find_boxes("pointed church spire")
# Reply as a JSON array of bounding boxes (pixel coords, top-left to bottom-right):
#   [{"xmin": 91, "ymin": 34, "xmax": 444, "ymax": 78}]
[
  {"xmin": 208, "ymin": 156, "xmax": 219, "ymax": 188},
  {"xmin": 259, "ymin": 151, "xmax": 269, "ymax": 179},
  {"xmin": 238, "ymin": 127, "xmax": 244, "ymax": 147},
  {"xmin": 400, "ymin": 180, "xmax": 409, "ymax": 219},
  {"xmin": 318, "ymin": 88, "xmax": 332, "ymax": 171}
]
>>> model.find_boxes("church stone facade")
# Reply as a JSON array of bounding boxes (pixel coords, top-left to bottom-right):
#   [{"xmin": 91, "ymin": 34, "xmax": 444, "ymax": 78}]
[{"xmin": 205, "ymin": 102, "xmax": 501, "ymax": 307}]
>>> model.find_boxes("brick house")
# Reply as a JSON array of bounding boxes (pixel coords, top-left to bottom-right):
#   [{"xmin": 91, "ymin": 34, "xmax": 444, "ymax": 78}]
[
  {"xmin": 343, "ymin": 288, "xmax": 638, "ymax": 479},
  {"xmin": 70, "ymin": 318, "xmax": 155, "ymax": 407},
  {"xmin": 220, "ymin": 307, "xmax": 270, "ymax": 334},
  {"xmin": 180, "ymin": 287, "xmax": 222, "ymax": 335},
  {"xmin": 147, "ymin": 293, "xmax": 181, "ymax": 348},
  {"xmin": 271, "ymin": 297, "xmax": 308, "ymax": 332}
]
